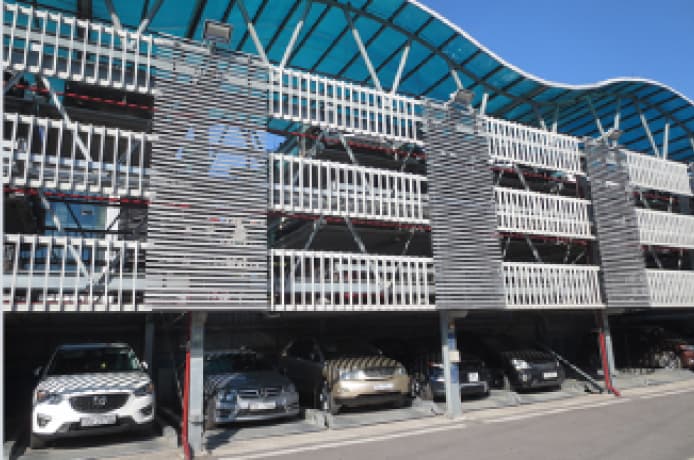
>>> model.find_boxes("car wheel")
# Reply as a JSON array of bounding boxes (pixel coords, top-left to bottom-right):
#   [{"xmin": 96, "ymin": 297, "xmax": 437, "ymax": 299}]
[
  {"xmin": 420, "ymin": 382, "xmax": 434, "ymax": 401},
  {"xmin": 29, "ymin": 433, "xmax": 46, "ymax": 450},
  {"xmin": 205, "ymin": 398, "xmax": 217, "ymax": 430},
  {"xmin": 320, "ymin": 381, "xmax": 341, "ymax": 415}
]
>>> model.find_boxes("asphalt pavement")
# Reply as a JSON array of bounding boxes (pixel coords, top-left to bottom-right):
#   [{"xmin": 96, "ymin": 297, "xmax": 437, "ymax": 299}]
[{"xmin": 211, "ymin": 382, "xmax": 694, "ymax": 460}]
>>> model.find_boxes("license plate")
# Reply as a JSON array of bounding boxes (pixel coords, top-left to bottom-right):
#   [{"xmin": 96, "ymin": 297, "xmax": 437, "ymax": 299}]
[
  {"xmin": 373, "ymin": 383, "xmax": 394, "ymax": 391},
  {"xmin": 249, "ymin": 401, "xmax": 276, "ymax": 410},
  {"xmin": 80, "ymin": 414, "xmax": 117, "ymax": 427},
  {"xmin": 543, "ymin": 371, "xmax": 558, "ymax": 379},
  {"xmin": 467, "ymin": 372, "xmax": 479, "ymax": 383}
]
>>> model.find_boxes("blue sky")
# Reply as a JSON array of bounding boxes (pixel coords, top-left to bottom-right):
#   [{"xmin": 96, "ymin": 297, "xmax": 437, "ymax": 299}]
[{"xmin": 421, "ymin": 0, "xmax": 694, "ymax": 100}]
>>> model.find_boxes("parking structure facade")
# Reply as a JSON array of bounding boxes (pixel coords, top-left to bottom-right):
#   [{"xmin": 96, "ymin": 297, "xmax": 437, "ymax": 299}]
[{"xmin": 3, "ymin": 0, "xmax": 694, "ymax": 456}]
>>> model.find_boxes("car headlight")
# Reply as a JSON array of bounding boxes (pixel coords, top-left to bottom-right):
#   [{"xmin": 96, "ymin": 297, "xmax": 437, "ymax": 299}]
[
  {"xmin": 339, "ymin": 369, "xmax": 367, "ymax": 380},
  {"xmin": 394, "ymin": 366, "xmax": 407, "ymax": 376},
  {"xmin": 218, "ymin": 389, "xmax": 238, "ymax": 403},
  {"xmin": 133, "ymin": 382, "xmax": 154, "ymax": 397},
  {"xmin": 36, "ymin": 390, "xmax": 62, "ymax": 405},
  {"xmin": 511, "ymin": 359, "xmax": 531, "ymax": 370},
  {"xmin": 282, "ymin": 383, "xmax": 296, "ymax": 393}
]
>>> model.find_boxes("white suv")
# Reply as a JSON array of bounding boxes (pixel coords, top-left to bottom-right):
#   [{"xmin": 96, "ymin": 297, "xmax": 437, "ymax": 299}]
[{"xmin": 30, "ymin": 343, "xmax": 155, "ymax": 449}]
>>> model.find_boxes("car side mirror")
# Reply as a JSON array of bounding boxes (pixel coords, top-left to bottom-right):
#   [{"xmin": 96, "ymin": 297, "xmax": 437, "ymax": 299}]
[{"xmin": 33, "ymin": 366, "xmax": 43, "ymax": 378}]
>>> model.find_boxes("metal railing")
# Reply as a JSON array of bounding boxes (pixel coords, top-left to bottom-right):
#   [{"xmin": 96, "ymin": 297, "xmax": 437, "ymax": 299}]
[
  {"xmin": 269, "ymin": 66, "xmax": 422, "ymax": 145},
  {"xmin": 3, "ymin": 113, "xmax": 152, "ymax": 198},
  {"xmin": 502, "ymin": 262, "xmax": 603, "ymax": 308},
  {"xmin": 3, "ymin": 234, "xmax": 146, "ymax": 312},
  {"xmin": 646, "ymin": 269, "xmax": 694, "ymax": 307},
  {"xmin": 482, "ymin": 116, "xmax": 584, "ymax": 175},
  {"xmin": 269, "ymin": 153, "xmax": 428, "ymax": 224},
  {"xmin": 636, "ymin": 208, "xmax": 694, "ymax": 249},
  {"xmin": 495, "ymin": 187, "xmax": 593, "ymax": 239},
  {"xmin": 270, "ymin": 249, "xmax": 434, "ymax": 311},
  {"xmin": 624, "ymin": 150, "xmax": 692, "ymax": 196},
  {"xmin": 3, "ymin": 3, "xmax": 154, "ymax": 93}
]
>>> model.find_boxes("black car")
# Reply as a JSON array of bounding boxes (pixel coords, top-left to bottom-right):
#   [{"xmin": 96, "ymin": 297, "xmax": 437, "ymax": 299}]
[
  {"xmin": 420, "ymin": 353, "xmax": 491, "ymax": 400},
  {"xmin": 471, "ymin": 334, "xmax": 565, "ymax": 391}
]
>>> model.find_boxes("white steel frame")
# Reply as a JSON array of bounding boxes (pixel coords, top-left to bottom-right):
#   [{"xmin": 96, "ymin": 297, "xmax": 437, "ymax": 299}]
[
  {"xmin": 636, "ymin": 208, "xmax": 694, "ymax": 249},
  {"xmin": 482, "ymin": 115, "xmax": 584, "ymax": 176},
  {"xmin": 646, "ymin": 269, "xmax": 694, "ymax": 307},
  {"xmin": 3, "ymin": 234, "xmax": 147, "ymax": 312},
  {"xmin": 624, "ymin": 149, "xmax": 692, "ymax": 196},
  {"xmin": 3, "ymin": 2, "xmax": 154, "ymax": 93},
  {"xmin": 502, "ymin": 262, "xmax": 603, "ymax": 309},
  {"xmin": 270, "ymin": 249, "xmax": 434, "ymax": 311},
  {"xmin": 269, "ymin": 66, "xmax": 422, "ymax": 145},
  {"xmin": 3, "ymin": 113, "xmax": 152, "ymax": 198},
  {"xmin": 494, "ymin": 186, "xmax": 593, "ymax": 239},
  {"xmin": 269, "ymin": 153, "xmax": 428, "ymax": 225}
]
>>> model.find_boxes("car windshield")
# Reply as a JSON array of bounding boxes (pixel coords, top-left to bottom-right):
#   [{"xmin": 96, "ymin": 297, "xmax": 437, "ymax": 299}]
[
  {"xmin": 321, "ymin": 340, "xmax": 382, "ymax": 359},
  {"xmin": 204, "ymin": 353, "xmax": 272, "ymax": 374},
  {"xmin": 47, "ymin": 346, "xmax": 141, "ymax": 375}
]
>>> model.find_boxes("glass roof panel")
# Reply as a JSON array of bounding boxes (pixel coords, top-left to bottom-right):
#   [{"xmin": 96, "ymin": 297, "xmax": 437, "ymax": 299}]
[
  {"xmin": 148, "ymin": 0, "xmax": 195, "ymax": 36},
  {"xmin": 365, "ymin": 0, "xmax": 405, "ymax": 22},
  {"xmin": 392, "ymin": 2, "xmax": 430, "ymax": 32},
  {"xmin": 398, "ymin": 53, "xmax": 447, "ymax": 96},
  {"xmin": 466, "ymin": 53, "xmax": 498, "ymax": 79},
  {"xmin": 419, "ymin": 20, "xmax": 454, "ymax": 49},
  {"xmin": 442, "ymin": 35, "xmax": 479, "ymax": 64}
]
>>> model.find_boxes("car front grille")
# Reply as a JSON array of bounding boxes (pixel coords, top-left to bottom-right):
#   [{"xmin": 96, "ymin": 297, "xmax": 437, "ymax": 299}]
[
  {"xmin": 237, "ymin": 387, "xmax": 282, "ymax": 399},
  {"xmin": 70, "ymin": 393, "xmax": 129, "ymax": 413},
  {"xmin": 363, "ymin": 367, "xmax": 396, "ymax": 378}
]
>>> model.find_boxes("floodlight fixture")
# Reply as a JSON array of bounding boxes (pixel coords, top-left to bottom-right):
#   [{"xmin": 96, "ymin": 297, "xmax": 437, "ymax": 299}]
[
  {"xmin": 607, "ymin": 128, "xmax": 623, "ymax": 142},
  {"xmin": 451, "ymin": 88, "xmax": 475, "ymax": 106},
  {"xmin": 203, "ymin": 20, "xmax": 233, "ymax": 45}
]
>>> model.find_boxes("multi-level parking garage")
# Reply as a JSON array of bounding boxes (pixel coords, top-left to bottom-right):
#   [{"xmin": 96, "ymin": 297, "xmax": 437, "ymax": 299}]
[{"xmin": 3, "ymin": 0, "xmax": 694, "ymax": 456}]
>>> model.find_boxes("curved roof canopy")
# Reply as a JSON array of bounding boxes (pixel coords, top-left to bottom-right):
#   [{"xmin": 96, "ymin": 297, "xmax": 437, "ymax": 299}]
[{"xmin": 24, "ymin": 0, "xmax": 694, "ymax": 162}]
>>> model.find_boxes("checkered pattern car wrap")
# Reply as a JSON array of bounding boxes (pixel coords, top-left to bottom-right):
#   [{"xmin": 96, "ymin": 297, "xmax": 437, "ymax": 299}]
[
  {"xmin": 323, "ymin": 356, "xmax": 402, "ymax": 386},
  {"xmin": 205, "ymin": 374, "xmax": 238, "ymax": 396},
  {"xmin": 37, "ymin": 372, "xmax": 150, "ymax": 394}
]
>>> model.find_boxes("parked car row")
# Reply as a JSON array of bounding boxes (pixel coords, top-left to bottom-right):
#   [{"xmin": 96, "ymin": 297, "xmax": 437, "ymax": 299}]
[{"xmin": 30, "ymin": 334, "xmax": 570, "ymax": 448}]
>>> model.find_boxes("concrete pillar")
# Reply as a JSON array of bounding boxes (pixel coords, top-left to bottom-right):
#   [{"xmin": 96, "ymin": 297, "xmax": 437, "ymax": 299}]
[
  {"xmin": 188, "ymin": 312, "xmax": 207, "ymax": 456},
  {"xmin": 439, "ymin": 311, "xmax": 462, "ymax": 418}
]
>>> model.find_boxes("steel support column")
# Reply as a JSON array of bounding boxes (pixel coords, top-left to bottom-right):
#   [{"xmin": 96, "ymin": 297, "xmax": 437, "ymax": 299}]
[
  {"xmin": 187, "ymin": 312, "xmax": 206, "ymax": 456},
  {"xmin": 144, "ymin": 314, "xmax": 155, "ymax": 377},
  {"xmin": 600, "ymin": 310, "xmax": 616, "ymax": 377},
  {"xmin": 439, "ymin": 311, "xmax": 462, "ymax": 418},
  {"xmin": 681, "ymin": 189, "xmax": 694, "ymax": 269}
]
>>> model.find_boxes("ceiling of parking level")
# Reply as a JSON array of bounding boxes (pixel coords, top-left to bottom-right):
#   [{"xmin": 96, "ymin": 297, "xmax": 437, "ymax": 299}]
[{"xmin": 20, "ymin": 0, "xmax": 694, "ymax": 162}]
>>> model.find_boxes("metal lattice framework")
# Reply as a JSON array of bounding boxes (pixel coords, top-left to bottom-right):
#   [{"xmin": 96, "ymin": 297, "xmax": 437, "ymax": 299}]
[
  {"xmin": 3, "ymin": 3, "xmax": 693, "ymax": 313},
  {"xmin": 3, "ymin": 113, "xmax": 152, "ymax": 198},
  {"xmin": 269, "ymin": 66, "xmax": 422, "ymax": 145},
  {"xmin": 646, "ymin": 269, "xmax": 694, "ymax": 307},
  {"xmin": 3, "ymin": 2, "xmax": 154, "ymax": 93},
  {"xmin": 3, "ymin": 234, "xmax": 146, "ymax": 312},
  {"xmin": 270, "ymin": 249, "xmax": 435, "ymax": 311},
  {"xmin": 624, "ymin": 149, "xmax": 692, "ymax": 196},
  {"xmin": 636, "ymin": 208, "xmax": 694, "ymax": 249},
  {"xmin": 269, "ymin": 153, "xmax": 428, "ymax": 224},
  {"xmin": 502, "ymin": 262, "xmax": 603, "ymax": 309},
  {"xmin": 482, "ymin": 116, "xmax": 584, "ymax": 175},
  {"xmin": 494, "ymin": 187, "xmax": 593, "ymax": 240}
]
